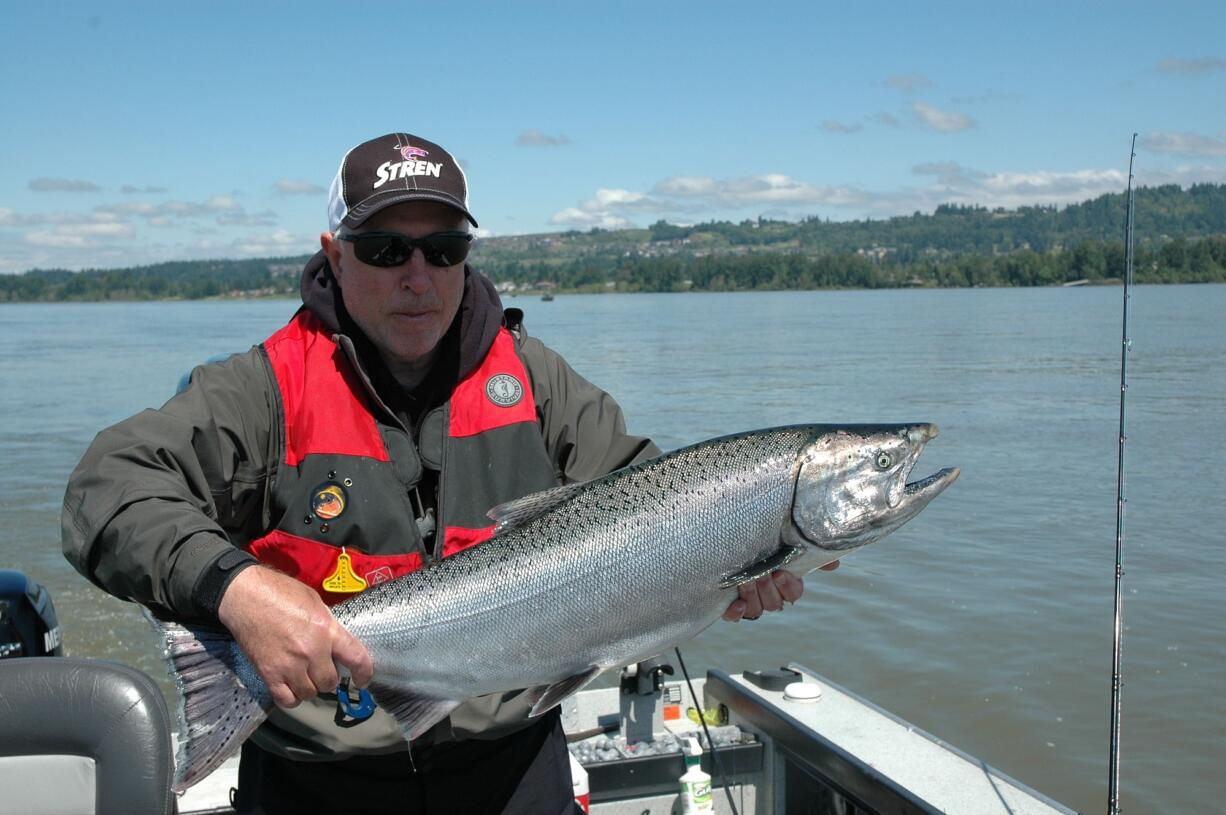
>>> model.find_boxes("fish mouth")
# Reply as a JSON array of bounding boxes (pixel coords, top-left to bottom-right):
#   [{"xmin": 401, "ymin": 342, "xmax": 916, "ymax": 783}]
[
  {"xmin": 903, "ymin": 466, "xmax": 961, "ymax": 499},
  {"xmin": 896, "ymin": 423, "xmax": 958, "ymax": 507}
]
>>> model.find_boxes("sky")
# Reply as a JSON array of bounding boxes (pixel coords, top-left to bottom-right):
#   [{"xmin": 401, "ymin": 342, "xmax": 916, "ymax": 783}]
[{"xmin": 2, "ymin": 1, "xmax": 1224, "ymax": 274}]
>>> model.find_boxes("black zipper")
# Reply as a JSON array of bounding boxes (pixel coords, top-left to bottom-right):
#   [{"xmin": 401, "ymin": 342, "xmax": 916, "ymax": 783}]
[{"xmin": 335, "ymin": 333, "xmax": 434, "ymax": 562}]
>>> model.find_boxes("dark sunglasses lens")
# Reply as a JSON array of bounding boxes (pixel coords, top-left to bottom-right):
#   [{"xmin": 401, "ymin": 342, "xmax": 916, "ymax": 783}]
[
  {"xmin": 352, "ymin": 235, "xmax": 412, "ymax": 267},
  {"xmin": 420, "ymin": 234, "xmax": 471, "ymax": 266}
]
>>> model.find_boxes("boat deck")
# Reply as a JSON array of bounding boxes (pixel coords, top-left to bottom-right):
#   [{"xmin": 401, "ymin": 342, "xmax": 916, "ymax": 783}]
[{"xmin": 176, "ymin": 663, "xmax": 1077, "ymax": 815}]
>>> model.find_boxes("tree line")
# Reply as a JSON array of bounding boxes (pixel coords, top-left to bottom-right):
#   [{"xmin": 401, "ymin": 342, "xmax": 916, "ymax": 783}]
[
  {"xmin": 482, "ymin": 235, "xmax": 1226, "ymax": 293},
  {"xmin": 0, "ymin": 258, "xmax": 303, "ymax": 302},
  {"xmin": 3, "ymin": 184, "xmax": 1224, "ymax": 302},
  {"xmin": 639, "ymin": 183, "xmax": 1226, "ymax": 256}
]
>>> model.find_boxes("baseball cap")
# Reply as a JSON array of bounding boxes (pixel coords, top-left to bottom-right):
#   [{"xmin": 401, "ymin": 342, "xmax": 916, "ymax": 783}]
[{"xmin": 327, "ymin": 133, "xmax": 477, "ymax": 231}]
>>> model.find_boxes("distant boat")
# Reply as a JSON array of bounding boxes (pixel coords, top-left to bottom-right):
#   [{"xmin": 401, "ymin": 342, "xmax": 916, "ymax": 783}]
[{"xmin": 541, "ymin": 293, "xmax": 555, "ymax": 301}]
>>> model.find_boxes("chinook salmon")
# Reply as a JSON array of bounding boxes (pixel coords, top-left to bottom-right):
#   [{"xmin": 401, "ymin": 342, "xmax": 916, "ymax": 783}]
[{"xmin": 155, "ymin": 423, "xmax": 958, "ymax": 792}]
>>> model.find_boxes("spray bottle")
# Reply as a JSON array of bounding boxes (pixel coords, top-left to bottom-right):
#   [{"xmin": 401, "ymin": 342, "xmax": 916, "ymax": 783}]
[{"xmin": 679, "ymin": 736, "xmax": 713, "ymax": 813}]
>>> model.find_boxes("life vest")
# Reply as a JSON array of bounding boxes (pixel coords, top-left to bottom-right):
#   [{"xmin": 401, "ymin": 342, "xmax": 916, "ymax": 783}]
[{"xmin": 247, "ymin": 310, "xmax": 559, "ymax": 605}]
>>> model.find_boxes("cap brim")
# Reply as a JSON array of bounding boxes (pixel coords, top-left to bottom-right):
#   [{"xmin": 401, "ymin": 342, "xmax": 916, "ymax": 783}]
[{"xmin": 343, "ymin": 188, "xmax": 478, "ymax": 229}]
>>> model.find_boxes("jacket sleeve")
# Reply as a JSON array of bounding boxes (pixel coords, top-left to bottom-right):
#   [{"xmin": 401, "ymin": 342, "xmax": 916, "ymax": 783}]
[
  {"xmin": 61, "ymin": 348, "xmax": 278, "ymax": 622},
  {"xmin": 518, "ymin": 335, "xmax": 662, "ymax": 482}
]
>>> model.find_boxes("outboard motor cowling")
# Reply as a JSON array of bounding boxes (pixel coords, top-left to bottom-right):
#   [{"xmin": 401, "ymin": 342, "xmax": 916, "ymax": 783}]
[{"xmin": 0, "ymin": 570, "xmax": 63, "ymax": 659}]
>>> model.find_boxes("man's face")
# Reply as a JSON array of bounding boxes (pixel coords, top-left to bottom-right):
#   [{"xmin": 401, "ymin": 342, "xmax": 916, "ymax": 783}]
[{"xmin": 324, "ymin": 201, "xmax": 467, "ymax": 366}]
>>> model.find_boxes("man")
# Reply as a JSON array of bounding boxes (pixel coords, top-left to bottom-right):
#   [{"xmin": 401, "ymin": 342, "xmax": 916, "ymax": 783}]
[{"xmin": 63, "ymin": 132, "xmax": 812, "ymax": 814}]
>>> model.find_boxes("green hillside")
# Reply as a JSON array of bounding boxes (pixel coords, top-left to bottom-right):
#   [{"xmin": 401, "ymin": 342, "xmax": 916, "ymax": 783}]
[{"xmin": 3, "ymin": 184, "xmax": 1224, "ymax": 302}]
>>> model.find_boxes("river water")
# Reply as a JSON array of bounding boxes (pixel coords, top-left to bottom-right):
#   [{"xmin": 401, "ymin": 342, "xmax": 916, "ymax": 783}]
[{"xmin": 1, "ymin": 285, "xmax": 1222, "ymax": 813}]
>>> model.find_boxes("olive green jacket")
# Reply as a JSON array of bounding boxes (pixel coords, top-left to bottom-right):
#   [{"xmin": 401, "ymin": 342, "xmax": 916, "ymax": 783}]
[{"xmin": 62, "ymin": 252, "xmax": 659, "ymax": 758}]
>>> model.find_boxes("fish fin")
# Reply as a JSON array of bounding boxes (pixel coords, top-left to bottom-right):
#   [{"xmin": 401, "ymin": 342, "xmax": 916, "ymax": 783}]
[
  {"xmin": 524, "ymin": 666, "xmax": 602, "ymax": 718},
  {"xmin": 144, "ymin": 610, "xmax": 273, "ymax": 793},
  {"xmin": 487, "ymin": 482, "xmax": 588, "ymax": 535},
  {"xmin": 367, "ymin": 681, "xmax": 462, "ymax": 742},
  {"xmin": 718, "ymin": 544, "xmax": 804, "ymax": 589}
]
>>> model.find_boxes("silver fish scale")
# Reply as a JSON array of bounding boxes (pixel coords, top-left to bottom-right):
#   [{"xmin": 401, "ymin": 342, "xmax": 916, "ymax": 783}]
[{"xmin": 333, "ymin": 427, "xmax": 814, "ymax": 703}]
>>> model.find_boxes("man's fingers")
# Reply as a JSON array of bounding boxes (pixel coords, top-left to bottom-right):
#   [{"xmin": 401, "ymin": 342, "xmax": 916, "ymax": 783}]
[
  {"xmin": 726, "ymin": 568, "xmax": 815, "ymax": 623},
  {"xmin": 755, "ymin": 574, "xmax": 784, "ymax": 612},
  {"xmin": 296, "ymin": 665, "xmax": 326, "ymax": 701},
  {"xmin": 820, "ymin": 559, "xmax": 841, "ymax": 572},
  {"xmin": 307, "ymin": 656, "xmax": 340, "ymax": 698},
  {"xmin": 722, "ymin": 598, "xmax": 747, "ymax": 622},
  {"xmin": 773, "ymin": 570, "xmax": 805, "ymax": 604},
  {"xmin": 738, "ymin": 582, "xmax": 764, "ymax": 619},
  {"xmin": 268, "ymin": 683, "xmax": 298, "ymax": 708},
  {"xmin": 332, "ymin": 626, "xmax": 374, "ymax": 688}
]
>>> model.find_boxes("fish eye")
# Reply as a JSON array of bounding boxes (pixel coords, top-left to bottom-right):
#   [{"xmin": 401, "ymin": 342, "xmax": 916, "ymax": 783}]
[{"xmin": 875, "ymin": 452, "xmax": 893, "ymax": 470}]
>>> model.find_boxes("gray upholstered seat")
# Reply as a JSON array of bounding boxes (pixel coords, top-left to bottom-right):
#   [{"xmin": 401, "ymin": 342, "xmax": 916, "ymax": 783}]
[{"xmin": 0, "ymin": 657, "xmax": 174, "ymax": 815}]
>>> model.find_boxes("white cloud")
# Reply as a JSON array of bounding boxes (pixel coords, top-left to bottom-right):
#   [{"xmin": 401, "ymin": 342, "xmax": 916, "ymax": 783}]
[
  {"xmin": 885, "ymin": 74, "xmax": 933, "ymax": 93},
  {"xmin": 273, "ymin": 179, "xmax": 326, "ymax": 195},
  {"xmin": 913, "ymin": 161, "xmax": 986, "ymax": 187},
  {"xmin": 550, "ymin": 175, "xmax": 873, "ymax": 228},
  {"xmin": 550, "ymin": 209, "xmax": 631, "ymax": 229},
  {"xmin": 551, "ymin": 156, "xmax": 1208, "ymax": 233},
  {"xmin": 2, "ymin": 209, "xmax": 130, "ymax": 229},
  {"xmin": 73, "ymin": 222, "xmax": 133, "ymax": 237},
  {"xmin": 0, "ymin": 208, "xmax": 42, "ymax": 227},
  {"xmin": 95, "ymin": 196, "xmax": 244, "ymax": 220},
  {"xmin": 217, "ymin": 210, "xmax": 279, "ymax": 227},
  {"xmin": 905, "ymin": 161, "xmax": 1129, "ymax": 210},
  {"xmin": 822, "ymin": 120, "xmax": 863, "ymax": 134},
  {"xmin": 231, "ymin": 229, "xmax": 311, "ymax": 257},
  {"xmin": 548, "ymin": 188, "xmax": 663, "ymax": 227},
  {"xmin": 155, "ymin": 197, "xmax": 241, "ymax": 219},
  {"xmin": 95, "ymin": 202, "xmax": 157, "ymax": 217},
  {"xmin": 0, "ymin": 193, "xmax": 296, "ymax": 272},
  {"xmin": 652, "ymin": 177, "xmax": 718, "ymax": 198},
  {"xmin": 655, "ymin": 175, "xmax": 869, "ymax": 207},
  {"xmin": 582, "ymin": 188, "xmax": 654, "ymax": 210},
  {"xmin": 120, "ymin": 184, "xmax": 168, "ymax": 194},
  {"xmin": 1155, "ymin": 57, "xmax": 1226, "ymax": 75},
  {"xmin": 869, "ymin": 112, "xmax": 900, "ymax": 128},
  {"xmin": 22, "ymin": 233, "xmax": 90, "ymax": 248},
  {"xmin": 1135, "ymin": 164, "xmax": 1226, "ymax": 187},
  {"xmin": 516, "ymin": 129, "xmax": 572, "ymax": 147},
  {"xmin": 951, "ymin": 90, "xmax": 1025, "ymax": 105},
  {"xmin": 24, "ymin": 221, "xmax": 135, "ymax": 248},
  {"xmin": 980, "ymin": 169, "xmax": 1126, "ymax": 200},
  {"xmin": 1142, "ymin": 131, "xmax": 1226, "ymax": 158},
  {"xmin": 549, "ymin": 208, "xmax": 634, "ymax": 229},
  {"xmin": 912, "ymin": 102, "xmax": 976, "ymax": 132},
  {"xmin": 29, "ymin": 178, "xmax": 102, "ymax": 193}
]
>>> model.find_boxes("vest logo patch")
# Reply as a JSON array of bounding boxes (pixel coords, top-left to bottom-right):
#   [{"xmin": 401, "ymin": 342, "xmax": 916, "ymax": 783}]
[
  {"xmin": 311, "ymin": 483, "xmax": 348, "ymax": 520},
  {"xmin": 365, "ymin": 566, "xmax": 394, "ymax": 586},
  {"xmin": 485, "ymin": 374, "xmax": 524, "ymax": 407}
]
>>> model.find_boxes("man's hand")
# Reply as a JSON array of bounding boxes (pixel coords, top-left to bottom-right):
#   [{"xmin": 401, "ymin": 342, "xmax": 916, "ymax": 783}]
[
  {"xmin": 217, "ymin": 565, "xmax": 373, "ymax": 708},
  {"xmin": 722, "ymin": 561, "xmax": 840, "ymax": 622}
]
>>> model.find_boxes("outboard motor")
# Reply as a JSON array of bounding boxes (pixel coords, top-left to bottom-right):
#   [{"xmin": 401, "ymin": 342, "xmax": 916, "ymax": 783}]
[{"xmin": 0, "ymin": 569, "xmax": 63, "ymax": 659}]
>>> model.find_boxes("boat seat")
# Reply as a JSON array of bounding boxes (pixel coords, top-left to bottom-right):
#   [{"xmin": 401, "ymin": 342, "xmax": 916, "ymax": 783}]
[{"xmin": 0, "ymin": 657, "xmax": 174, "ymax": 815}]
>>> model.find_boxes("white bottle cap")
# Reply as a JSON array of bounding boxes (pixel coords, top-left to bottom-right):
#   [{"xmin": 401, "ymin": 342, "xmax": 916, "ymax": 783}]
[{"xmin": 783, "ymin": 681, "xmax": 822, "ymax": 702}]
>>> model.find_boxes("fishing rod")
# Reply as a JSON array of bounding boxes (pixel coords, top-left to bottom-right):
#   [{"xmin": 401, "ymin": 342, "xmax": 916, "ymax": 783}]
[{"xmin": 1107, "ymin": 133, "xmax": 1137, "ymax": 815}]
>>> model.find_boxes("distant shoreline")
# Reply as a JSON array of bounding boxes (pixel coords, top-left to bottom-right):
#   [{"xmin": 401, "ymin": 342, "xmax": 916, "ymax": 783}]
[
  {"xmin": 16, "ymin": 276, "xmax": 1226, "ymax": 306},
  {"xmin": 5, "ymin": 182, "xmax": 1225, "ymax": 301}
]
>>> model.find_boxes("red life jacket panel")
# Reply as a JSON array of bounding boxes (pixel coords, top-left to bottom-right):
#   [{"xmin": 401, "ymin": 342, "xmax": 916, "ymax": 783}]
[{"xmin": 247, "ymin": 311, "xmax": 557, "ymax": 605}]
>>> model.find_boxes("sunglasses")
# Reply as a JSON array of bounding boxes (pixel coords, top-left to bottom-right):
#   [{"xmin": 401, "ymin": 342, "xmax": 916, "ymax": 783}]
[{"xmin": 338, "ymin": 230, "xmax": 473, "ymax": 268}]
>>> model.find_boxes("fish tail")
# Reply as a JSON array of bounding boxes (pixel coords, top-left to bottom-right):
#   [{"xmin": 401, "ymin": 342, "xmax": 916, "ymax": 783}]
[{"xmin": 145, "ymin": 612, "xmax": 272, "ymax": 793}]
